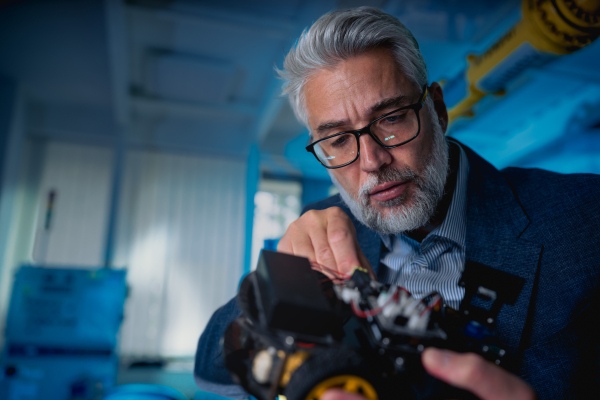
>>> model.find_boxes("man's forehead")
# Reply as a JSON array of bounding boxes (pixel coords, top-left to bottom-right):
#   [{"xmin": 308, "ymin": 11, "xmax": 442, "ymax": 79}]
[
  {"xmin": 306, "ymin": 86, "xmax": 416, "ymax": 139},
  {"xmin": 303, "ymin": 49, "xmax": 416, "ymax": 133}
]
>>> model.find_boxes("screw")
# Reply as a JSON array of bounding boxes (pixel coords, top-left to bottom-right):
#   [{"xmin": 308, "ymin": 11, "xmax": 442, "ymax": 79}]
[
  {"xmin": 382, "ymin": 338, "xmax": 390, "ymax": 345},
  {"xmin": 285, "ymin": 336, "xmax": 294, "ymax": 346},
  {"xmin": 487, "ymin": 317, "xmax": 494, "ymax": 324},
  {"xmin": 482, "ymin": 346, "xmax": 489, "ymax": 352},
  {"xmin": 396, "ymin": 357, "xmax": 404, "ymax": 367}
]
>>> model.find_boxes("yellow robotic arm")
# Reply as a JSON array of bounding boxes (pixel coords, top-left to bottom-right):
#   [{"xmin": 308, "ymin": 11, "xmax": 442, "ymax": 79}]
[{"xmin": 446, "ymin": 0, "xmax": 600, "ymax": 122}]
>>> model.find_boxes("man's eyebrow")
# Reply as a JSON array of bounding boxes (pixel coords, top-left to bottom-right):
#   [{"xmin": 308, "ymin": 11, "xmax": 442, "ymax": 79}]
[
  {"xmin": 315, "ymin": 120, "xmax": 351, "ymax": 135},
  {"xmin": 370, "ymin": 94, "xmax": 409, "ymax": 114}
]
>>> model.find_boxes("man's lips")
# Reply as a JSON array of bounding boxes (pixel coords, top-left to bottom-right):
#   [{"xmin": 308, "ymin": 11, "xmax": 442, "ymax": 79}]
[{"xmin": 368, "ymin": 181, "xmax": 409, "ymax": 202}]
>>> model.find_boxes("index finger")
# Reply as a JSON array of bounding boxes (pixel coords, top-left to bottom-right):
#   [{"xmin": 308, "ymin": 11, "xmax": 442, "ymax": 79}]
[{"xmin": 325, "ymin": 209, "xmax": 363, "ymax": 276}]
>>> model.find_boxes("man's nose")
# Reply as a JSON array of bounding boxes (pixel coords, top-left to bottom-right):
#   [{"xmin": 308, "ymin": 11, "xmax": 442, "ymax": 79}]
[{"xmin": 359, "ymin": 133, "xmax": 392, "ymax": 172}]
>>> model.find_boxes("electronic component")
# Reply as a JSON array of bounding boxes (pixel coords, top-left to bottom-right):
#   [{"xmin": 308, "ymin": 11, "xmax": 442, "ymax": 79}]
[{"xmin": 224, "ymin": 250, "xmax": 522, "ymax": 400}]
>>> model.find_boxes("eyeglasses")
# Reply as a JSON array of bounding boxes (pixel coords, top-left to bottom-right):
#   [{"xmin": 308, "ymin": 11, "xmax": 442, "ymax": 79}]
[{"xmin": 305, "ymin": 84, "xmax": 428, "ymax": 169}]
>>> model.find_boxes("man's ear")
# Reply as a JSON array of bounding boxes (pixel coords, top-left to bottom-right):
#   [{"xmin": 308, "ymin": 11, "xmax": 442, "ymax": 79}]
[{"xmin": 429, "ymin": 82, "xmax": 448, "ymax": 134}]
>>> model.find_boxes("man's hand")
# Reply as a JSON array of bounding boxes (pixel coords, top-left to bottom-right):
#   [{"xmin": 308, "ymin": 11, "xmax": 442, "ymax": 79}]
[
  {"xmin": 277, "ymin": 207, "xmax": 373, "ymax": 277},
  {"xmin": 421, "ymin": 348, "xmax": 536, "ymax": 400},
  {"xmin": 319, "ymin": 348, "xmax": 536, "ymax": 400}
]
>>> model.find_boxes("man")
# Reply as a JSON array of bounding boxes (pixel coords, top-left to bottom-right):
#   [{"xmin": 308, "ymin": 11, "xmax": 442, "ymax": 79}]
[{"xmin": 195, "ymin": 7, "xmax": 600, "ymax": 399}]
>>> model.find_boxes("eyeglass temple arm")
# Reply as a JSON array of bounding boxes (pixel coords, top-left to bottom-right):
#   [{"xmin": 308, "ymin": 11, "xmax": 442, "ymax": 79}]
[{"xmin": 420, "ymin": 84, "xmax": 428, "ymax": 105}]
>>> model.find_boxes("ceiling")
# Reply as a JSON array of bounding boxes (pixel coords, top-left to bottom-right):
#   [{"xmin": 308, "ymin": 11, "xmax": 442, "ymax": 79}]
[{"xmin": 1, "ymin": 0, "xmax": 599, "ymax": 180}]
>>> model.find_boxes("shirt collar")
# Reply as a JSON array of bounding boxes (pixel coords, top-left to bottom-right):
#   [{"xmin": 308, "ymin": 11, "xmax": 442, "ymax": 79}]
[
  {"xmin": 381, "ymin": 232, "xmax": 393, "ymax": 251},
  {"xmin": 379, "ymin": 141, "xmax": 470, "ymax": 250}
]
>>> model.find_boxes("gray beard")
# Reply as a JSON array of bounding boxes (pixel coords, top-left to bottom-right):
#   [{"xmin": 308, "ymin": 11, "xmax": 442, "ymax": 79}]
[{"xmin": 330, "ymin": 111, "xmax": 449, "ymax": 235}]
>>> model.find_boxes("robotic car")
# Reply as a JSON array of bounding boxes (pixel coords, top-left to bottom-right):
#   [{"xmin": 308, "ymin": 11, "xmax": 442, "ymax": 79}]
[{"xmin": 223, "ymin": 250, "xmax": 524, "ymax": 400}]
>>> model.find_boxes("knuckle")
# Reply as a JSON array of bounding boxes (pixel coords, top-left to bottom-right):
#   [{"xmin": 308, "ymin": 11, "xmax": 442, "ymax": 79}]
[
  {"xmin": 302, "ymin": 209, "xmax": 326, "ymax": 226},
  {"xmin": 329, "ymin": 206, "xmax": 349, "ymax": 220},
  {"xmin": 281, "ymin": 221, "xmax": 306, "ymax": 245},
  {"xmin": 303, "ymin": 209, "xmax": 318, "ymax": 219},
  {"xmin": 329, "ymin": 206, "xmax": 344, "ymax": 214},
  {"xmin": 316, "ymin": 247, "xmax": 334, "ymax": 263},
  {"xmin": 285, "ymin": 221, "xmax": 299, "ymax": 235},
  {"xmin": 276, "ymin": 237, "xmax": 290, "ymax": 252},
  {"xmin": 328, "ymin": 227, "xmax": 352, "ymax": 244},
  {"xmin": 329, "ymin": 207, "xmax": 356, "ymax": 233}
]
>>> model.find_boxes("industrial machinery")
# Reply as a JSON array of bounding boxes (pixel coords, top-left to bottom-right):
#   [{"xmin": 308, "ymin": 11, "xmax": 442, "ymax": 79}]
[
  {"xmin": 445, "ymin": 0, "xmax": 600, "ymax": 121},
  {"xmin": 0, "ymin": 266, "xmax": 127, "ymax": 400},
  {"xmin": 222, "ymin": 251, "xmax": 525, "ymax": 400}
]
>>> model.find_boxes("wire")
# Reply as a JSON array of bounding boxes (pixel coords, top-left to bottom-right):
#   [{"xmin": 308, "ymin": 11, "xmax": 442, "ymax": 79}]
[
  {"xmin": 351, "ymin": 300, "xmax": 383, "ymax": 318},
  {"xmin": 350, "ymin": 286, "xmax": 402, "ymax": 318},
  {"xmin": 309, "ymin": 261, "xmax": 351, "ymax": 281},
  {"xmin": 420, "ymin": 296, "xmax": 443, "ymax": 317},
  {"xmin": 296, "ymin": 342, "xmax": 315, "ymax": 348}
]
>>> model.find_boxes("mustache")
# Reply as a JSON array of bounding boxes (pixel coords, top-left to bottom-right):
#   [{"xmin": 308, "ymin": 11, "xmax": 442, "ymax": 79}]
[{"xmin": 358, "ymin": 166, "xmax": 419, "ymax": 199}]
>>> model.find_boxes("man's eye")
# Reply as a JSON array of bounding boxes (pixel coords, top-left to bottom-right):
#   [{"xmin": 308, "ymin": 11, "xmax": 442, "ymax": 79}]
[
  {"xmin": 326, "ymin": 134, "xmax": 354, "ymax": 150},
  {"xmin": 383, "ymin": 112, "xmax": 407, "ymax": 124},
  {"xmin": 331, "ymin": 136, "xmax": 348, "ymax": 147}
]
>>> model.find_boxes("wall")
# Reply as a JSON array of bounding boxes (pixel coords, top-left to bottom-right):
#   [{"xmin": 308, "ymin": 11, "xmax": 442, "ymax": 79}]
[
  {"xmin": 0, "ymin": 77, "xmax": 26, "ymax": 348},
  {"xmin": 114, "ymin": 149, "xmax": 246, "ymax": 357},
  {"xmin": 31, "ymin": 142, "xmax": 114, "ymax": 266}
]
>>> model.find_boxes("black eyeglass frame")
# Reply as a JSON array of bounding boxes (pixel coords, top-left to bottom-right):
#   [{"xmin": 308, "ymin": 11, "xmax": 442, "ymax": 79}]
[{"xmin": 305, "ymin": 84, "xmax": 428, "ymax": 169}]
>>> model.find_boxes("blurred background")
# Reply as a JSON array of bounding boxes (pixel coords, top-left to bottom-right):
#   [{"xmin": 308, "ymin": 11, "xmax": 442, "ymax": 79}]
[{"xmin": 0, "ymin": 0, "xmax": 598, "ymax": 399}]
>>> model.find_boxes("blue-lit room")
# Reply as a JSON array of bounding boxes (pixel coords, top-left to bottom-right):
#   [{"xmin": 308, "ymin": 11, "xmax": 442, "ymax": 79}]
[{"xmin": 0, "ymin": 0, "xmax": 599, "ymax": 399}]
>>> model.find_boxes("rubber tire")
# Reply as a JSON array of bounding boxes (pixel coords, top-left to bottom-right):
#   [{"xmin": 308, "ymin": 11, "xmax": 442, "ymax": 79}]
[{"xmin": 282, "ymin": 349, "xmax": 383, "ymax": 400}]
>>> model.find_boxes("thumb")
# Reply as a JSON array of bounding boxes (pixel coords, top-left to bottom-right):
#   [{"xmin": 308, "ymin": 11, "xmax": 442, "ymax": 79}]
[{"xmin": 422, "ymin": 348, "xmax": 536, "ymax": 400}]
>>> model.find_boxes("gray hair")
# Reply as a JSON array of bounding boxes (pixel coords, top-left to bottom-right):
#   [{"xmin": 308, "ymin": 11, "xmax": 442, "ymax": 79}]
[{"xmin": 278, "ymin": 7, "xmax": 429, "ymax": 128}]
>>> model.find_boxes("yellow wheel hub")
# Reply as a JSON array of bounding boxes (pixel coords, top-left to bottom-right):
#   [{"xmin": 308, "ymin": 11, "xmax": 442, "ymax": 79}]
[{"xmin": 304, "ymin": 375, "xmax": 378, "ymax": 400}]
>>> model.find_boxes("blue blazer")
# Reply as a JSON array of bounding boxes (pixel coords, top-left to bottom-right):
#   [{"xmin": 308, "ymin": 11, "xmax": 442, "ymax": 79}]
[{"xmin": 195, "ymin": 142, "xmax": 600, "ymax": 399}]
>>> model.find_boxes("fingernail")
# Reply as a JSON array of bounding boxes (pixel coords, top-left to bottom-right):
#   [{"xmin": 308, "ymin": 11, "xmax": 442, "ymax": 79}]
[{"xmin": 423, "ymin": 348, "xmax": 451, "ymax": 369}]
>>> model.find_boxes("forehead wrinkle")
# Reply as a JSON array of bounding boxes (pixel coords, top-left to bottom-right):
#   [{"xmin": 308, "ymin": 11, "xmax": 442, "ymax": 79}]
[
  {"xmin": 311, "ymin": 79, "xmax": 368, "ymax": 133},
  {"xmin": 329, "ymin": 86, "xmax": 374, "ymax": 127},
  {"xmin": 304, "ymin": 49, "xmax": 410, "ymax": 137}
]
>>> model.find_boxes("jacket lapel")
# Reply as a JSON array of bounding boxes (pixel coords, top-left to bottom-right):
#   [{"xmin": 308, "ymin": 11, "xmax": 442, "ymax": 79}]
[
  {"xmin": 355, "ymin": 223, "xmax": 383, "ymax": 275},
  {"xmin": 462, "ymin": 143, "xmax": 542, "ymax": 355}
]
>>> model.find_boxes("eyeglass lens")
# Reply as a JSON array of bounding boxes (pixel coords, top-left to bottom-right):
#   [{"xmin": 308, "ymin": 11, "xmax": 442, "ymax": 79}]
[{"xmin": 313, "ymin": 108, "xmax": 419, "ymax": 167}]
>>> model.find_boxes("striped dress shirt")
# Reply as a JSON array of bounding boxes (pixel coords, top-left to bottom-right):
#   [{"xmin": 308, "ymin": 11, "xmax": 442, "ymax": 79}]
[{"xmin": 377, "ymin": 143, "xmax": 469, "ymax": 310}]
